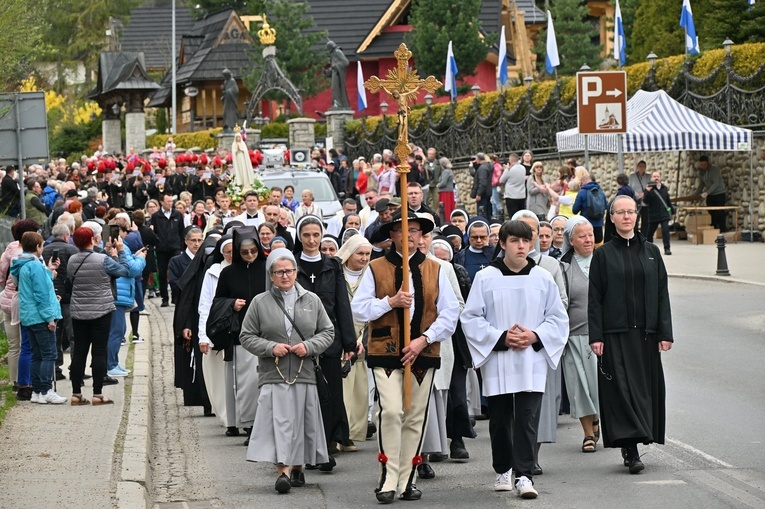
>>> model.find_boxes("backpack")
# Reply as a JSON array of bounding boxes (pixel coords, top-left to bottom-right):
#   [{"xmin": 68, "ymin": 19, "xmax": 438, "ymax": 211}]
[{"xmin": 586, "ymin": 185, "xmax": 607, "ymax": 220}]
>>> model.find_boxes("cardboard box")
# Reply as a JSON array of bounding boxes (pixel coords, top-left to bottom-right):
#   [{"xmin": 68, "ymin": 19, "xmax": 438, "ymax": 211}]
[
  {"xmin": 688, "ymin": 226, "xmax": 715, "ymax": 245},
  {"xmin": 702, "ymin": 228, "xmax": 720, "ymax": 245},
  {"xmin": 685, "ymin": 213, "xmax": 711, "ymax": 233},
  {"xmin": 723, "ymin": 231, "xmax": 741, "ymax": 243}
]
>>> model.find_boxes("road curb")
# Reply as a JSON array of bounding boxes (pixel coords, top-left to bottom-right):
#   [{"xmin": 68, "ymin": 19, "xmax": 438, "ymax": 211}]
[
  {"xmin": 667, "ymin": 272, "xmax": 765, "ymax": 287},
  {"xmin": 115, "ymin": 308, "xmax": 154, "ymax": 509}
]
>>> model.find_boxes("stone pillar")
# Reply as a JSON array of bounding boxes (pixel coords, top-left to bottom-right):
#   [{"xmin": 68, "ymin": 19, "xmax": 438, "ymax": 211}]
[
  {"xmin": 324, "ymin": 109, "xmax": 354, "ymax": 149},
  {"xmin": 245, "ymin": 128, "xmax": 261, "ymax": 149},
  {"xmin": 217, "ymin": 132, "xmax": 236, "ymax": 152},
  {"xmin": 102, "ymin": 105, "xmax": 121, "ymax": 154},
  {"xmin": 287, "ymin": 117, "xmax": 316, "ymax": 149},
  {"xmin": 125, "ymin": 93, "xmax": 146, "ymax": 153}
]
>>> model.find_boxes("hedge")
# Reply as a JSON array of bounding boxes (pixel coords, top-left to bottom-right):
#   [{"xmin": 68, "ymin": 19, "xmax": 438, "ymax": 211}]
[{"xmin": 147, "ymin": 128, "xmax": 222, "ymax": 151}]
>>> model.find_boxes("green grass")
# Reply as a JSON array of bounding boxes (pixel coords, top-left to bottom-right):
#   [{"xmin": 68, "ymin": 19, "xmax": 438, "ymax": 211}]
[{"xmin": 0, "ymin": 330, "xmax": 17, "ymax": 427}]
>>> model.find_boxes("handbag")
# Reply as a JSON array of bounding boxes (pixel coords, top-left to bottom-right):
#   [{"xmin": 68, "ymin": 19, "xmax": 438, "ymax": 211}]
[
  {"xmin": 272, "ymin": 294, "xmax": 331, "ymax": 406},
  {"xmin": 207, "ymin": 297, "xmax": 240, "ymax": 353}
]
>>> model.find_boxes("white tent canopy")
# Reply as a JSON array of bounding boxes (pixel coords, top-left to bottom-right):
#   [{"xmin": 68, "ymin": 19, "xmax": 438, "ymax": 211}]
[{"xmin": 556, "ymin": 90, "xmax": 753, "ymax": 153}]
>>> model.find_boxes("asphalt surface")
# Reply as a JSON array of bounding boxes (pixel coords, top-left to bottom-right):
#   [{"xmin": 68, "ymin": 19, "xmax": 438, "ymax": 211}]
[{"xmin": 150, "ymin": 278, "xmax": 765, "ymax": 509}]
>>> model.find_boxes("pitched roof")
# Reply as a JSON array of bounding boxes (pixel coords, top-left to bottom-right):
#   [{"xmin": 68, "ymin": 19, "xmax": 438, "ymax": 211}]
[
  {"xmin": 119, "ymin": 1, "xmax": 196, "ymax": 71},
  {"xmin": 516, "ymin": 0, "xmax": 545, "ymax": 25},
  {"xmin": 88, "ymin": 52, "xmax": 160, "ymax": 100}
]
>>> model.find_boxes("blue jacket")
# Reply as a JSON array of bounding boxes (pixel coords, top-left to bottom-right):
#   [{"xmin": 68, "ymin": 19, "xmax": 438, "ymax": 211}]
[
  {"xmin": 573, "ymin": 181, "xmax": 605, "ymax": 227},
  {"xmin": 114, "ymin": 245, "xmax": 146, "ymax": 308},
  {"xmin": 42, "ymin": 186, "xmax": 60, "ymax": 210},
  {"xmin": 10, "ymin": 253, "xmax": 62, "ymax": 326}
]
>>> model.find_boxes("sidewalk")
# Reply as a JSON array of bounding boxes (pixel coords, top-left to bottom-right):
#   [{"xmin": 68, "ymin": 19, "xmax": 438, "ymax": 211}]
[{"xmin": 0, "ymin": 239, "xmax": 763, "ymax": 509}]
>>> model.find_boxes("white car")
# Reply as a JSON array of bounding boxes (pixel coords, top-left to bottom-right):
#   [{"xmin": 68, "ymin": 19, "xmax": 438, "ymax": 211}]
[{"xmin": 261, "ymin": 168, "xmax": 342, "ymax": 220}]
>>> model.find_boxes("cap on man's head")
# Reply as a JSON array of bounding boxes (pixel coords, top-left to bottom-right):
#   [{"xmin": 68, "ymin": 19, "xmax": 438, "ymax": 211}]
[
  {"xmin": 388, "ymin": 197, "xmax": 401, "ymax": 207},
  {"xmin": 374, "ymin": 198, "xmax": 391, "ymax": 212}
]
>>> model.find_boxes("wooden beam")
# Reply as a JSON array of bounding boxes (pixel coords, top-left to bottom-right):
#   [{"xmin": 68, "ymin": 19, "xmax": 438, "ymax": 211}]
[{"xmin": 357, "ymin": 0, "xmax": 409, "ymax": 54}]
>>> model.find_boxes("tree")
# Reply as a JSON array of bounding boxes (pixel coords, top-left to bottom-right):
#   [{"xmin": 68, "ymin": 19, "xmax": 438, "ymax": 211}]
[
  {"xmin": 243, "ymin": 0, "xmax": 328, "ymax": 101},
  {"xmin": 700, "ymin": 0, "xmax": 765, "ymax": 47},
  {"xmin": 0, "ymin": 0, "xmax": 45, "ymax": 91},
  {"xmin": 740, "ymin": 2, "xmax": 765, "ymax": 42},
  {"xmin": 191, "ymin": 0, "xmax": 266, "ymax": 19},
  {"xmin": 631, "ymin": 0, "xmax": 687, "ymax": 58},
  {"xmin": 533, "ymin": 0, "xmax": 602, "ymax": 76},
  {"xmin": 406, "ymin": 0, "xmax": 494, "ymax": 80}
]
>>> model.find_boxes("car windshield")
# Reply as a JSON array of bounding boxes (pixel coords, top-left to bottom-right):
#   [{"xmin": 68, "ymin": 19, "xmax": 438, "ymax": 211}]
[{"xmin": 264, "ymin": 176, "xmax": 337, "ymax": 202}]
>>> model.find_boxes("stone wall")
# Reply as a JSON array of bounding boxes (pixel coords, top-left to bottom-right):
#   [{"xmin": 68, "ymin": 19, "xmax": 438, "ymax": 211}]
[{"xmin": 452, "ymin": 135, "xmax": 765, "ymax": 232}]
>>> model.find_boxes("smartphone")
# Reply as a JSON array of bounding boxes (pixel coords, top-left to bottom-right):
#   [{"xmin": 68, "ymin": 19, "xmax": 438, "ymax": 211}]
[
  {"xmin": 52, "ymin": 248, "xmax": 60, "ymax": 262},
  {"xmin": 109, "ymin": 225, "xmax": 120, "ymax": 242}
]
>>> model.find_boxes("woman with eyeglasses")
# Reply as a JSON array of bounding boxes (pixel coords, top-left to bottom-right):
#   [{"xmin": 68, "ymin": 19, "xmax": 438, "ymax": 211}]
[
  {"xmin": 214, "ymin": 226, "xmax": 268, "ymax": 444},
  {"xmin": 295, "ymin": 215, "xmax": 359, "ymax": 469},
  {"xmin": 240, "ymin": 248, "xmax": 333, "ymax": 493},
  {"xmin": 589, "ymin": 195, "xmax": 673, "ymax": 474}
]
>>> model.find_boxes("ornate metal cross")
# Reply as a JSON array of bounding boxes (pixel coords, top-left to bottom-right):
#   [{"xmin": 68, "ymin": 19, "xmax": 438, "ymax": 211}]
[{"xmin": 364, "ymin": 43, "xmax": 442, "ymax": 410}]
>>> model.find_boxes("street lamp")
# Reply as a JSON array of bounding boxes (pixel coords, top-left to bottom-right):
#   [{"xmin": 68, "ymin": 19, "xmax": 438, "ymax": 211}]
[
  {"xmin": 424, "ymin": 93, "xmax": 433, "ymax": 106},
  {"xmin": 380, "ymin": 101, "xmax": 388, "ymax": 114},
  {"xmin": 523, "ymin": 75, "xmax": 533, "ymax": 88},
  {"xmin": 579, "ymin": 63, "xmax": 591, "ymax": 71},
  {"xmin": 112, "ymin": 104, "xmax": 120, "ymax": 116},
  {"xmin": 647, "ymin": 51, "xmax": 658, "ymax": 68},
  {"xmin": 471, "ymin": 84, "xmax": 481, "ymax": 97},
  {"xmin": 722, "ymin": 38, "xmax": 734, "ymax": 55}
]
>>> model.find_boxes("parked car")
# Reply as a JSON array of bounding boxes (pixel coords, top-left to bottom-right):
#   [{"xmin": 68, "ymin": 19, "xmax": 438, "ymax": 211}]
[{"xmin": 261, "ymin": 168, "xmax": 342, "ymax": 220}]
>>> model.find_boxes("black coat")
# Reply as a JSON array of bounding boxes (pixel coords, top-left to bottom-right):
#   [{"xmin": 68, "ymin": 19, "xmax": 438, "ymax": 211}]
[
  {"xmin": 42, "ymin": 238, "xmax": 79, "ymax": 303},
  {"xmin": 297, "ymin": 254, "xmax": 356, "ymax": 358},
  {"xmin": 643, "ymin": 184, "xmax": 674, "ymax": 223},
  {"xmin": 588, "ymin": 233, "xmax": 673, "ymax": 342},
  {"xmin": 168, "ymin": 252, "xmax": 193, "ymax": 304},
  {"xmin": 470, "ymin": 161, "xmax": 492, "ymax": 199},
  {"xmin": 0, "ymin": 174, "xmax": 20, "ymax": 213},
  {"xmin": 138, "ymin": 224, "xmax": 159, "ymax": 273},
  {"xmin": 151, "ymin": 209, "xmax": 185, "ymax": 253}
]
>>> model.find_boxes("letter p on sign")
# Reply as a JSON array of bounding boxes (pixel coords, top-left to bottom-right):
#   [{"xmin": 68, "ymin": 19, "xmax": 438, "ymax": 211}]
[{"xmin": 581, "ymin": 77, "xmax": 601, "ymax": 106}]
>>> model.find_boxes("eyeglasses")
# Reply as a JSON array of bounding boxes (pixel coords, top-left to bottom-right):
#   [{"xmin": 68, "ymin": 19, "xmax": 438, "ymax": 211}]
[
  {"xmin": 552, "ymin": 228, "xmax": 565, "ymax": 233},
  {"xmin": 272, "ymin": 269, "xmax": 296, "ymax": 277},
  {"xmin": 469, "ymin": 235, "xmax": 488, "ymax": 241},
  {"xmin": 612, "ymin": 210, "xmax": 638, "ymax": 217},
  {"xmin": 240, "ymin": 248, "xmax": 258, "ymax": 255},
  {"xmin": 392, "ymin": 228, "xmax": 422, "ymax": 235}
]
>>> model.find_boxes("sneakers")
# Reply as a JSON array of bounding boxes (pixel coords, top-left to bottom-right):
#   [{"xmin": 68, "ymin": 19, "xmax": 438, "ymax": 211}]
[
  {"xmin": 121, "ymin": 338, "xmax": 127, "ymax": 346},
  {"xmin": 107, "ymin": 367, "xmax": 129, "ymax": 377},
  {"xmin": 139, "ymin": 309, "xmax": 151, "ymax": 316},
  {"xmin": 449, "ymin": 438, "xmax": 470, "ymax": 462},
  {"xmin": 41, "ymin": 389, "xmax": 68, "ymax": 405},
  {"xmin": 494, "ymin": 470, "xmax": 513, "ymax": 491},
  {"xmin": 31, "ymin": 392, "xmax": 42, "ymax": 404},
  {"xmin": 664, "ymin": 249, "xmax": 672, "ymax": 255},
  {"xmin": 132, "ymin": 334, "xmax": 146, "ymax": 343},
  {"xmin": 515, "ymin": 476, "xmax": 538, "ymax": 499},
  {"xmin": 16, "ymin": 386, "xmax": 32, "ymax": 401}
]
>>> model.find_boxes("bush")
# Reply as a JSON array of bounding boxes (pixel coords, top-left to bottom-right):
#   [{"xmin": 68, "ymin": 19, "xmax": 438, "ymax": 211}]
[
  {"xmin": 261, "ymin": 122, "xmax": 289, "ymax": 139},
  {"xmin": 147, "ymin": 128, "xmax": 222, "ymax": 151}
]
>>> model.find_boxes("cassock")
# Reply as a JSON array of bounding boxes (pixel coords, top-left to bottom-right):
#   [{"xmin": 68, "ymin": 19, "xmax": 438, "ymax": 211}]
[{"xmin": 168, "ymin": 249, "xmax": 193, "ymax": 304}]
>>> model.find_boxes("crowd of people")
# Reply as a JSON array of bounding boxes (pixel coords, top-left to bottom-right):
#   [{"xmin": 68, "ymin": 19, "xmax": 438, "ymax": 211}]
[{"xmin": 0, "ymin": 141, "xmax": 690, "ymax": 503}]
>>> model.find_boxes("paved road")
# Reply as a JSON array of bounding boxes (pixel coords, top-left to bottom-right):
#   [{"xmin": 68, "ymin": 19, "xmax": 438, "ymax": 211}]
[{"xmin": 149, "ymin": 279, "xmax": 765, "ymax": 509}]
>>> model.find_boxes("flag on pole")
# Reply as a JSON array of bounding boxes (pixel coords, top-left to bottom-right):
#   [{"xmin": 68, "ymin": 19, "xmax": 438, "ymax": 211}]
[
  {"xmin": 357, "ymin": 61, "xmax": 367, "ymax": 112},
  {"xmin": 680, "ymin": 0, "xmax": 700, "ymax": 55},
  {"xmin": 614, "ymin": 0, "xmax": 626, "ymax": 67},
  {"xmin": 444, "ymin": 41, "xmax": 458, "ymax": 100},
  {"xmin": 241, "ymin": 120, "xmax": 247, "ymax": 142},
  {"xmin": 498, "ymin": 26, "xmax": 508, "ymax": 86},
  {"xmin": 545, "ymin": 10, "xmax": 560, "ymax": 75}
]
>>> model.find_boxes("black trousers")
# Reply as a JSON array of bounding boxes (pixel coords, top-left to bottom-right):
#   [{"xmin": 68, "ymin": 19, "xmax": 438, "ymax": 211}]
[
  {"xmin": 637, "ymin": 206, "xmax": 650, "ymax": 237},
  {"xmin": 319, "ymin": 356, "xmax": 351, "ymax": 447},
  {"xmin": 156, "ymin": 250, "xmax": 175, "ymax": 302},
  {"xmin": 488, "ymin": 391, "xmax": 543, "ymax": 478},
  {"xmin": 70, "ymin": 314, "xmax": 112, "ymax": 395},
  {"xmin": 446, "ymin": 362, "xmax": 476, "ymax": 440},
  {"xmin": 505, "ymin": 198, "xmax": 526, "ymax": 220},
  {"xmin": 707, "ymin": 192, "xmax": 727, "ymax": 231},
  {"xmin": 647, "ymin": 220, "xmax": 671, "ymax": 251}
]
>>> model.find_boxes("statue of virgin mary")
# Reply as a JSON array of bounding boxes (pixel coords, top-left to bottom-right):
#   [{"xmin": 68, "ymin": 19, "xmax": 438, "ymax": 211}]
[{"xmin": 231, "ymin": 129, "xmax": 254, "ymax": 190}]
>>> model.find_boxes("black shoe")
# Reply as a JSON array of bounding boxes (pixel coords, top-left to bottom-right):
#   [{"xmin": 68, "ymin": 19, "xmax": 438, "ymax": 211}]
[
  {"xmin": 243, "ymin": 427, "xmax": 252, "ymax": 446},
  {"xmin": 628, "ymin": 457, "xmax": 645, "ymax": 474},
  {"xmin": 400, "ymin": 484, "xmax": 422, "ymax": 501},
  {"xmin": 55, "ymin": 371, "xmax": 66, "ymax": 381},
  {"xmin": 203, "ymin": 408, "xmax": 215, "ymax": 417},
  {"xmin": 450, "ymin": 439, "xmax": 470, "ymax": 462},
  {"xmin": 305, "ymin": 464, "xmax": 319, "ymax": 470},
  {"xmin": 274, "ymin": 473, "xmax": 291, "ymax": 493},
  {"xmin": 16, "ymin": 386, "xmax": 32, "ymax": 401},
  {"xmin": 664, "ymin": 249, "xmax": 672, "ymax": 255},
  {"xmin": 470, "ymin": 417, "xmax": 476, "ymax": 428},
  {"xmin": 376, "ymin": 490, "xmax": 395, "ymax": 504},
  {"xmin": 83, "ymin": 374, "xmax": 92, "ymax": 380},
  {"xmin": 531, "ymin": 463, "xmax": 543, "ymax": 476},
  {"xmin": 621, "ymin": 447, "xmax": 631, "ymax": 467},
  {"xmin": 475, "ymin": 413, "xmax": 488, "ymax": 421},
  {"xmin": 225, "ymin": 427, "xmax": 240, "ymax": 437},
  {"xmin": 428, "ymin": 452, "xmax": 448, "ymax": 463},
  {"xmin": 289, "ymin": 469, "xmax": 305, "ymax": 487},
  {"xmin": 12, "ymin": 382, "xmax": 19, "ymax": 392},
  {"xmin": 367, "ymin": 421, "xmax": 377, "ymax": 439},
  {"xmin": 161, "ymin": 300, "xmax": 169, "ymax": 308},
  {"xmin": 103, "ymin": 376, "xmax": 119, "ymax": 386},
  {"xmin": 417, "ymin": 463, "xmax": 435, "ymax": 479},
  {"xmin": 318, "ymin": 455, "xmax": 336, "ymax": 472}
]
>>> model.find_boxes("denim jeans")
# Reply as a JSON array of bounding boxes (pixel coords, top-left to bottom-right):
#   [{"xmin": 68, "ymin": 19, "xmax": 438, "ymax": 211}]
[
  {"xmin": 18, "ymin": 326, "xmax": 32, "ymax": 386},
  {"xmin": 107, "ymin": 306, "xmax": 128, "ymax": 371},
  {"xmin": 27, "ymin": 322, "xmax": 57, "ymax": 394},
  {"xmin": 491, "ymin": 187, "xmax": 503, "ymax": 219}
]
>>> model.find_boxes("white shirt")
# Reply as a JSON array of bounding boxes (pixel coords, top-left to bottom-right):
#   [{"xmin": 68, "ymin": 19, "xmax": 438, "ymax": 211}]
[
  {"xmin": 234, "ymin": 211, "xmax": 262, "ymax": 227},
  {"xmin": 351, "ymin": 253, "xmax": 460, "ymax": 345}
]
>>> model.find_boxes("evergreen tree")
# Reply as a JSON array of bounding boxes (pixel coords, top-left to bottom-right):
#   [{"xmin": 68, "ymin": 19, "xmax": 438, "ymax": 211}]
[
  {"xmin": 533, "ymin": 0, "xmax": 601, "ymax": 76},
  {"xmin": 0, "ymin": 0, "xmax": 44, "ymax": 91},
  {"xmin": 406, "ymin": 0, "xmax": 493, "ymax": 79},
  {"xmin": 243, "ymin": 0, "xmax": 328, "ymax": 101},
  {"xmin": 740, "ymin": 2, "xmax": 765, "ymax": 43},
  {"xmin": 697, "ymin": 0, "xmax": 748, "ymax": 48},
  {"xmin": 631, "ymin": 0, "xmax": 687, "ymax": 58}
]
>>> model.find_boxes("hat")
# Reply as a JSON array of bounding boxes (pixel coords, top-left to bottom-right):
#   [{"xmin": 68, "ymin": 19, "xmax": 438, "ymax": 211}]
[
  {"xmin": 374, "ymin": 198, "xmax": 391, "ymax": 213},
  {"xmin": 441, "ymin": 224, "xmax": 463, "ymax": 240},
  {"xmin": 377, "ymin": 209, "xmax": 435, "ymax": 240},
  {"xmin": 65, "ymin": 189, "xmax": 78, "ymax": 198},
  {"xmin": 388, "ymin": 197, "xmax": 401, "ymax": 206},
  {"xmin": 328, "ymin": 160, "xmax": 336, "ymax": 166}
]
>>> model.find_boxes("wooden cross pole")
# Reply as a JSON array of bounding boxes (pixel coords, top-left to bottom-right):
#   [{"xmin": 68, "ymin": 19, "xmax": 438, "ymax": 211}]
[{"xmin": 364, "ymin": 43, "xmax": 442, "ymax": 410}]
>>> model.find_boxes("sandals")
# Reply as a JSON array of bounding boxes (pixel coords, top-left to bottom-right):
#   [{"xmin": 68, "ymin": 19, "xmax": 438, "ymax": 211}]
[
  {"xmin": 582, "ymin": 436, "xmax": 597, "ymax": 453},
  {"xmin": 92, "ymin": 394, "xmax": 114, "ymax": 406},
  {"xmin": 592, "ymin": 419, "xmax": 600, "ymax": 442},
  {"xmin": 70, "ymin": 394, "xmax": 90, "ymax": 406}
]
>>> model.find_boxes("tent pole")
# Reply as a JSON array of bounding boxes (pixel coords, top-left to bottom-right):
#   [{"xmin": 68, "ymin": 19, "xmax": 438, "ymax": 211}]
[
  {"xmin": 750, "ymin": 149, "xmax": 755, "ymax": 242},
  {"xmin": 617, "ymin": 134, "xmax": 624, "ymax": 174},
  {"xmin": 584, "ymin": 135, "xmax": 589, "ymax": 168},
  {"xmin": 675, "ymin": 151, "xmax": 681, "ymax": 200}
]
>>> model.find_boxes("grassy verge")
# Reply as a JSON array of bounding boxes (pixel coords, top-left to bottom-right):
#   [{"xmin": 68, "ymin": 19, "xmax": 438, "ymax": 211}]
[{"xmin": 0, "ymin": 330, "xmax": 17, "ymax": 427}]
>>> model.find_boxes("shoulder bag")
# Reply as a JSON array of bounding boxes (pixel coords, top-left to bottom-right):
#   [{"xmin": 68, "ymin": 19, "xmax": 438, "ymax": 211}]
[{"xmin": 64, "ymin": 252, "xmax": 94, "ymax": 296}]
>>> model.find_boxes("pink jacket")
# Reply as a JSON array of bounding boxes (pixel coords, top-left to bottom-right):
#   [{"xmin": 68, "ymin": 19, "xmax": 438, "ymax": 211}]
[{"xmin": 0, "ymin": 241, "xmax": 22, "ymax": 324}]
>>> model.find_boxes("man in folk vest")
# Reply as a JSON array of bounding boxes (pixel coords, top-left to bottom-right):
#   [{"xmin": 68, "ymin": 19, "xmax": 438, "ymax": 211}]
[{"xmin": 352, "ymin": 210, "xmax": 459, "ymax": 504}]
